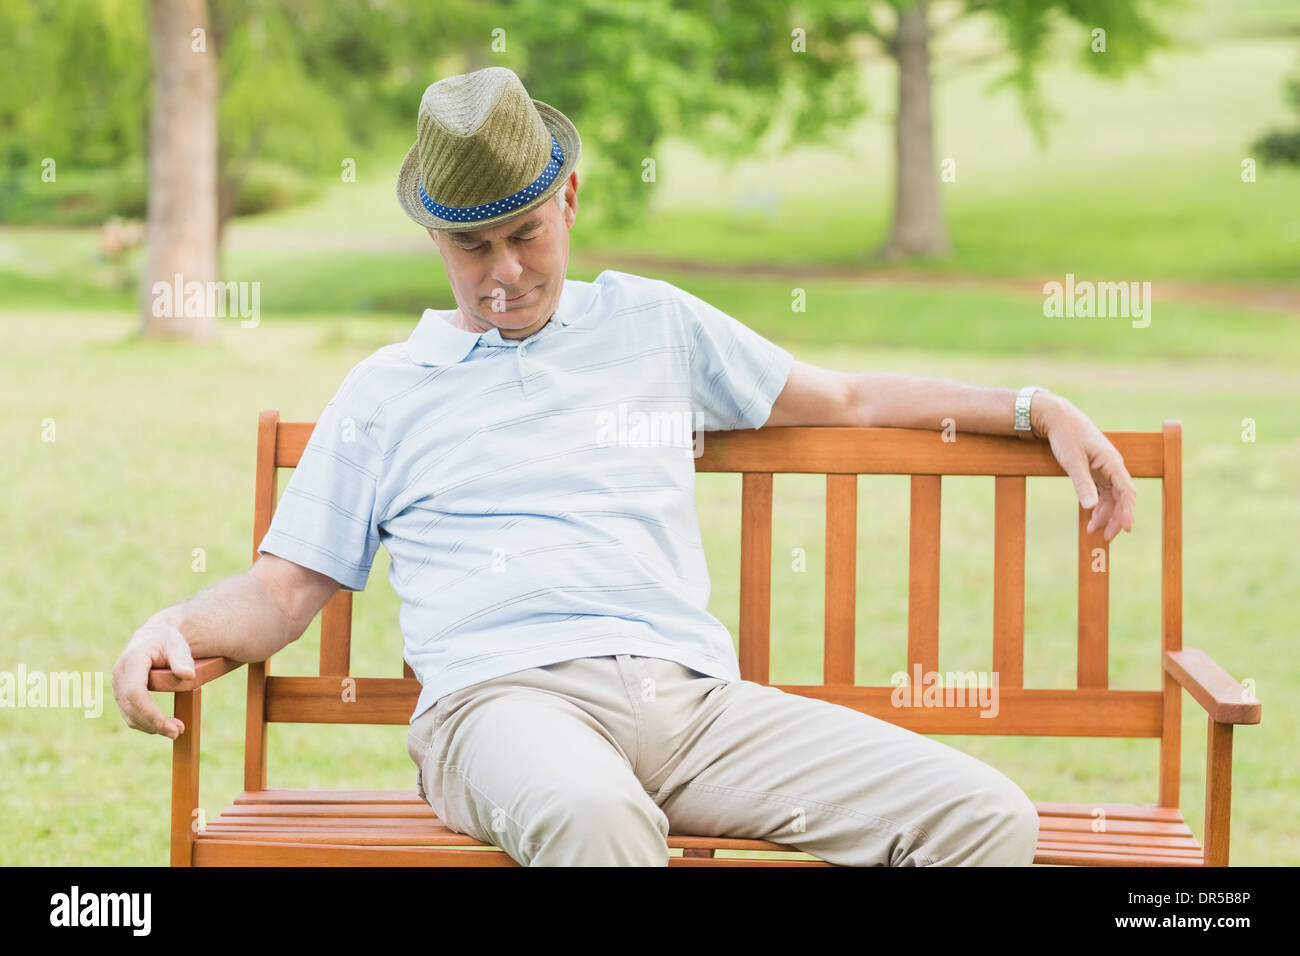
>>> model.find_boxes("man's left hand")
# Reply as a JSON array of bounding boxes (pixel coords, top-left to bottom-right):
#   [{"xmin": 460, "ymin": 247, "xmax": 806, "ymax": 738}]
[{"xmin": 1033, "ymin": 393, "xmax": 1137, "ymax": 542}]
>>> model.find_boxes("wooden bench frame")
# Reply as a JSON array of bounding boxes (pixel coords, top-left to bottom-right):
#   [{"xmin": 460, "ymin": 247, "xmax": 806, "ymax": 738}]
[{"xmin": 147, "ymin": 411, "xmax": 1262, "ymax": 866}]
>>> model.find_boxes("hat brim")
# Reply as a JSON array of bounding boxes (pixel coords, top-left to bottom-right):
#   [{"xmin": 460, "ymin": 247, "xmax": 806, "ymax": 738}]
[{"xmin": 395, "ymin": 99, "xmax": 582, "ymax": 232}]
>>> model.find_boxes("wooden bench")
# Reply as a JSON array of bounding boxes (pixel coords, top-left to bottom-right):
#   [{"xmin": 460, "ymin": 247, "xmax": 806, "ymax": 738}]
[{"xmin": 148, "ymin": 411, "xmax": 1261, "ymax": 866}]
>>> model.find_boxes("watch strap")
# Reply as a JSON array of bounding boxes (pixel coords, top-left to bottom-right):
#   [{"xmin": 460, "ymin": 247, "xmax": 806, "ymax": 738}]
[{"xmin": 1014, "ymin": 385, "xmax": 1041, "ymax": 436}]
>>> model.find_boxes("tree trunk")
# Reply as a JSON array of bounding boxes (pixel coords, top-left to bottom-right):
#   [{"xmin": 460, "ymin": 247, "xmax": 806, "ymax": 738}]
[
  {"xmin": 141, "ymin": 0, "xmax": 218, "ymax": 340},
  {"xmin": 879, "ymin": 0, "xmax": 950, "ymax": 259}
]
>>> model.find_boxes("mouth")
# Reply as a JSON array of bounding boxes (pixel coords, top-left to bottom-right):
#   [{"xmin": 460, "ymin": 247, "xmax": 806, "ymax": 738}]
[{"xmin": 491, "ymin": 286, "xmax": 537, "ymax": 303}]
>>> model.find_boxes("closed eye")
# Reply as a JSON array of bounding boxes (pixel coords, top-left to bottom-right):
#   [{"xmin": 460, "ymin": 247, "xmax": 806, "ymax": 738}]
[{"xmin": 461, "ymin": 234, "xmax": 539, "ymax": 253}]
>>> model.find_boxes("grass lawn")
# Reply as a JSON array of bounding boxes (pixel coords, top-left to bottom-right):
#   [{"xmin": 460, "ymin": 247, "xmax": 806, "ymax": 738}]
[{"xmin": 0, "ymin": 302, "xmax": 1293, "ymax": 865}]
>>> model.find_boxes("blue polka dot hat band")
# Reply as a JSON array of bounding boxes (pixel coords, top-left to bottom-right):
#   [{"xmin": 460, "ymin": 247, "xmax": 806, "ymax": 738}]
[{"xmin": 418, "ymin": 136, "xmax": 564, "ymax": 223}]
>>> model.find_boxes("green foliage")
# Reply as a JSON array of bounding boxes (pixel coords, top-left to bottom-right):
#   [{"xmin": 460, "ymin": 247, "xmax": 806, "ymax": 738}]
[
  {"xmin": 0, "ymin": 160, "xmax": 145, "ymax": 226},
  {"xmin": 0, "ymin": 0, "xmax": 480, "ymax": 223},
  {"xmin": 0, "ymin": 0, "xmax": 149, "ymax": 170},
  {"xmin": 204, "ymin": 0, "xmax": 491, "ymax": 212},
  {"xmin": 0, "ymin": 0, "xmax": 878, "ymax": 231},
  {"xmin": 460, "ymin": 0, "xmax": 874, "ymax": 229},
  {"xmin": 1252, "ymin": 56, "xmax": 1300, "ymax": 165},
  {"xmin": 976, "ymin": 0, "xmax": 1182, "ymax": 146}
]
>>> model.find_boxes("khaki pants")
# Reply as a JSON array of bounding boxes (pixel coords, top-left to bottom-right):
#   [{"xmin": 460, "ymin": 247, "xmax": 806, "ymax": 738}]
[{"xmin": 406, "ymin": 654, "xmax": 1038, "ymax": 866}]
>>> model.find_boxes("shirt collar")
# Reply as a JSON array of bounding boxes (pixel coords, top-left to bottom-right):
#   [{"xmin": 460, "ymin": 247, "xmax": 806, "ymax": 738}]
[{"xmin": 406, "ymin": 277, "xmax": 591, "ymax": 366}]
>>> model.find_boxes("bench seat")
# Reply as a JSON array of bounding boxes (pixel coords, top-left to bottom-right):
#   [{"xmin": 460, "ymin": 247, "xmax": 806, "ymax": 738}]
[{"xmin": 190, "ymin": 790, "xmax": 1205, "ymax": 867}]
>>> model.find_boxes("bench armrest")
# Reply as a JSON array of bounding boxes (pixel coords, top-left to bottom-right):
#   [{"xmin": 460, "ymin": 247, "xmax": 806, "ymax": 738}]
[
  {"xmin": 1163, "ymin": 649, "xmax": 1261, "ymax": 725},
  {"xmin": 148, "ymin": 657, "xmax": 245, "ymax": 693}
]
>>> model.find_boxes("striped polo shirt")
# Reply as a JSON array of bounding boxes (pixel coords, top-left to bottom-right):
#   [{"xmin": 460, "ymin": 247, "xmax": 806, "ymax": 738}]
[{"xmin": 256, "ymin": 269, "xmax": 795, "ymax": 722}]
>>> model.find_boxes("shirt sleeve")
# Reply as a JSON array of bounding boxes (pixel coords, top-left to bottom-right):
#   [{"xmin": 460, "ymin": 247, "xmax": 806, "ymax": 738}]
[
  {"xmin": 676, "ymin": 283, "xmax": 795, "ymax": 431},
  {"xmin": 255, "ymin": 366, "xmax": 385, "ymax": 592}
]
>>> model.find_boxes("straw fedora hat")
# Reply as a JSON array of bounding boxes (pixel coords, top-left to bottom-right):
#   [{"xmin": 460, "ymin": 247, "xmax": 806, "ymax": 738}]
[{"xmin": 395, "ymin": 66, "xmax": 582, "ymax": 232}]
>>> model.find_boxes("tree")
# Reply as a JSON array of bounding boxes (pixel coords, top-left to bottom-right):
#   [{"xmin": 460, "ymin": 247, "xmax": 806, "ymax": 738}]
[
  {"xmin": 141, "ymin": 0, "xmax": 217, "ymax": 339},
  {"xmin": 860, "ymin": 0, "xmax": 1174, "ymax": 259}
]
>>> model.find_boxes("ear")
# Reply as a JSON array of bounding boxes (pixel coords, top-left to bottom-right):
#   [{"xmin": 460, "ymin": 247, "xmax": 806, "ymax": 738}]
[{"xmin": 558, "ymin": 172, "xmax": 578, "ymax": 225}]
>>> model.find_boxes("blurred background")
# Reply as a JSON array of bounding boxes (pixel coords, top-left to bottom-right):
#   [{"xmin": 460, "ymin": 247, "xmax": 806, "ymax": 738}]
[{"xmin": 1, "ymin": 0, "xmax": 1296, "ymax": 865}]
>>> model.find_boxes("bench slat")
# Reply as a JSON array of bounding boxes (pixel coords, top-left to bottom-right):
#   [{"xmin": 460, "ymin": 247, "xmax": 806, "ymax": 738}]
[
  {"xmin": 232, "ymin": 791, "xmax": 1196, "ymax": 820},
  {"xmin": 1034, "ymin": 847, "xmax": 1203, "ymax": 867},
  {"xmin": 992, "ymin": 476, "xmax": 1026, "ymax": 688},
  {"xmin": 319, "ymin": 589, "xmax": 352, "ymax": 677},
  {"xmin": 195, "ymin": 840, "xmax": 521, "ymax": 866},
  {"xmin": 196, "ymin": 840, "xmax": 834, "ymax": 866},
  {"xmin": 209, "ymin": 814, "xmax": 1199, "ymax": 848},
  {"xmin": 1033, "ymin": 801, "xmax": 1186, "ymax": 822},
  {"xmin": 1159, "ymin": 420, "xmax": 1184, "ymax": 807},
  {"xmin": 200, "ymin": 828, "xmax": 485, "ymax": 846},
  {"xmin": 264, "ymin": 676, "xmax": 419, "ymax": 723},
  {"xmin": 276, "ymin": 425, "xmax": 1167, "ymax": 476},
  {"xmin": 768, "ymin": 686, "xmax": 1162, "ymax": 736},
  {"xmin": 1078, "ymin": 504, "xmax": 1110, "ymax": 687},
  {"xmin": 824, "ymin": 474, "xmax": 858, "ymax": 684},
  {"xmin": 739, "ymin": 473, "xmax": 773, "ymax": 684},
  {"xmin": 260, "ymin": 679, "xmax": 1164, "ymax": 735},
  {"xmin": 1036, "ymin": 842, "xmax": 1202, "ymax": 861},
  {"xmin": 235, "ymin": 790, "xmax": 422, "ymax": 804},
  {"xmin": 907, "ymin": 475, "xmax": 941, "ymax": 677},
  {"xmin": 1034, "ymin": 831, "xmax": 1201, "ymax": 850},
  {"xmin": 1038, "ymin": 817, "xmax": 1193, "ymax": 837},
  {"xmin": 223, "ymin": 804, "xmax": 438, "ymax": 818}
]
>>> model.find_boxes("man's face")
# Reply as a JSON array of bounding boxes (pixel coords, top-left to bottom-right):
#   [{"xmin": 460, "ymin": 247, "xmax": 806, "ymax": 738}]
[{"xmin": 429, "ymin": 173, "xmax": 578, "ymax": 339}]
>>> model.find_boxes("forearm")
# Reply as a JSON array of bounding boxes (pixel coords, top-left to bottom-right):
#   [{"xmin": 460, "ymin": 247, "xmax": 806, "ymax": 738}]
[
  {"xmin": 148, "ymin": 571, "xmax": 296, "ymax": 664},
  {"xmin": 851, "ymin": 372, "xmax": 1069, "ymax": 438}
]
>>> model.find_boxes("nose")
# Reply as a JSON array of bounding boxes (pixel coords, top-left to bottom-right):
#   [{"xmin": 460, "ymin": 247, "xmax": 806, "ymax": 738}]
[{"xmin": 487, "ymin": 245, "xmax": 526, "ymax": 292}]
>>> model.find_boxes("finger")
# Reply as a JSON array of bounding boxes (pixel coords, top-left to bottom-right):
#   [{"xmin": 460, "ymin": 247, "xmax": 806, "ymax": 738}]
[
  {"xmin": 1060, "ymin": 449, "xmax": 1099, "ymax": 510},
  {"xmin": 1093, "ymin": 483, "xmax": 1123, "ymax": 541},
  {"xmin": 1101, "ymin": 456, "xmax": 1138, "ymax": 534},
  {"xmin": 115, "ymin": 649, "xmax": 180, "ymax": 738},
  {"xmin": 1116, "ymin": 482, "xmax": 1136, "ymax": 533},
  {"xmin": 1103, "ymin": 506, "xmax": 1124, "ymax": 541},
  {"xmin": 164, "ymin": 628, "xmax": 196, "ymax": 679},
  {"xmin": 1086, "ymin": 485, "xmax": 1114, "ymax": 535},
  {"xmin": 1121, "ymin": 473, "xmax": 1138, "ymax": 532},
  {"xmin": 1089, "ymin": 502, "xmax": 1114, "ymax": 539}
]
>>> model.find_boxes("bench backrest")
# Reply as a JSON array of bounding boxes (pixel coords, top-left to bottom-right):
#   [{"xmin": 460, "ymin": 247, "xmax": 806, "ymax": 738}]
[{"xmin": 244, "ymin": 410, "xmax": 1185, "ymax": 807}]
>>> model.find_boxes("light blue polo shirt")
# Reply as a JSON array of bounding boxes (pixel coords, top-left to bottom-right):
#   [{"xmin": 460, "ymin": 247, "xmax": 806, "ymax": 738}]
[{"xmin": 256, "ymin": 269, "xmax": 794, "ymax": 722}]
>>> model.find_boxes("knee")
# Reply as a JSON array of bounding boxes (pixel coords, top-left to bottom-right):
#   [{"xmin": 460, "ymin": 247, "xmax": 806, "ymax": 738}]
[
  {"xmin": 522, "ymin": 784, "xmax": 670, "ymax": 866},
  {"xmin": 915, "ymin": 776, "xmax": 1038, "ymax": 867},
  {"xmin": 966, "ymin": 780, "xmax": 1039, "ymax": 867}
]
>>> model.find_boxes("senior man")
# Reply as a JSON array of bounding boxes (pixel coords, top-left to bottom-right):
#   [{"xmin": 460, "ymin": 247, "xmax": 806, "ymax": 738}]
[{"xmin": 113, "ymin": 67, "xmax": 1136, "ymax": 867}]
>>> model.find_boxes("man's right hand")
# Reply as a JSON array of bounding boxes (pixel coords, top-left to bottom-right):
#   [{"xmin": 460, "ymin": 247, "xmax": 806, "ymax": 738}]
[{"xmin": 113, "ymin": 609, "xmax": 196, "ymax": 739}]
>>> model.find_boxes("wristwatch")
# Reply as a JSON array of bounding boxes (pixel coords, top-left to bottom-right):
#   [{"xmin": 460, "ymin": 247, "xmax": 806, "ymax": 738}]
[{"xmin": 1014, "ymin": 385, "xmax": 1042, "ymax": 439}]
